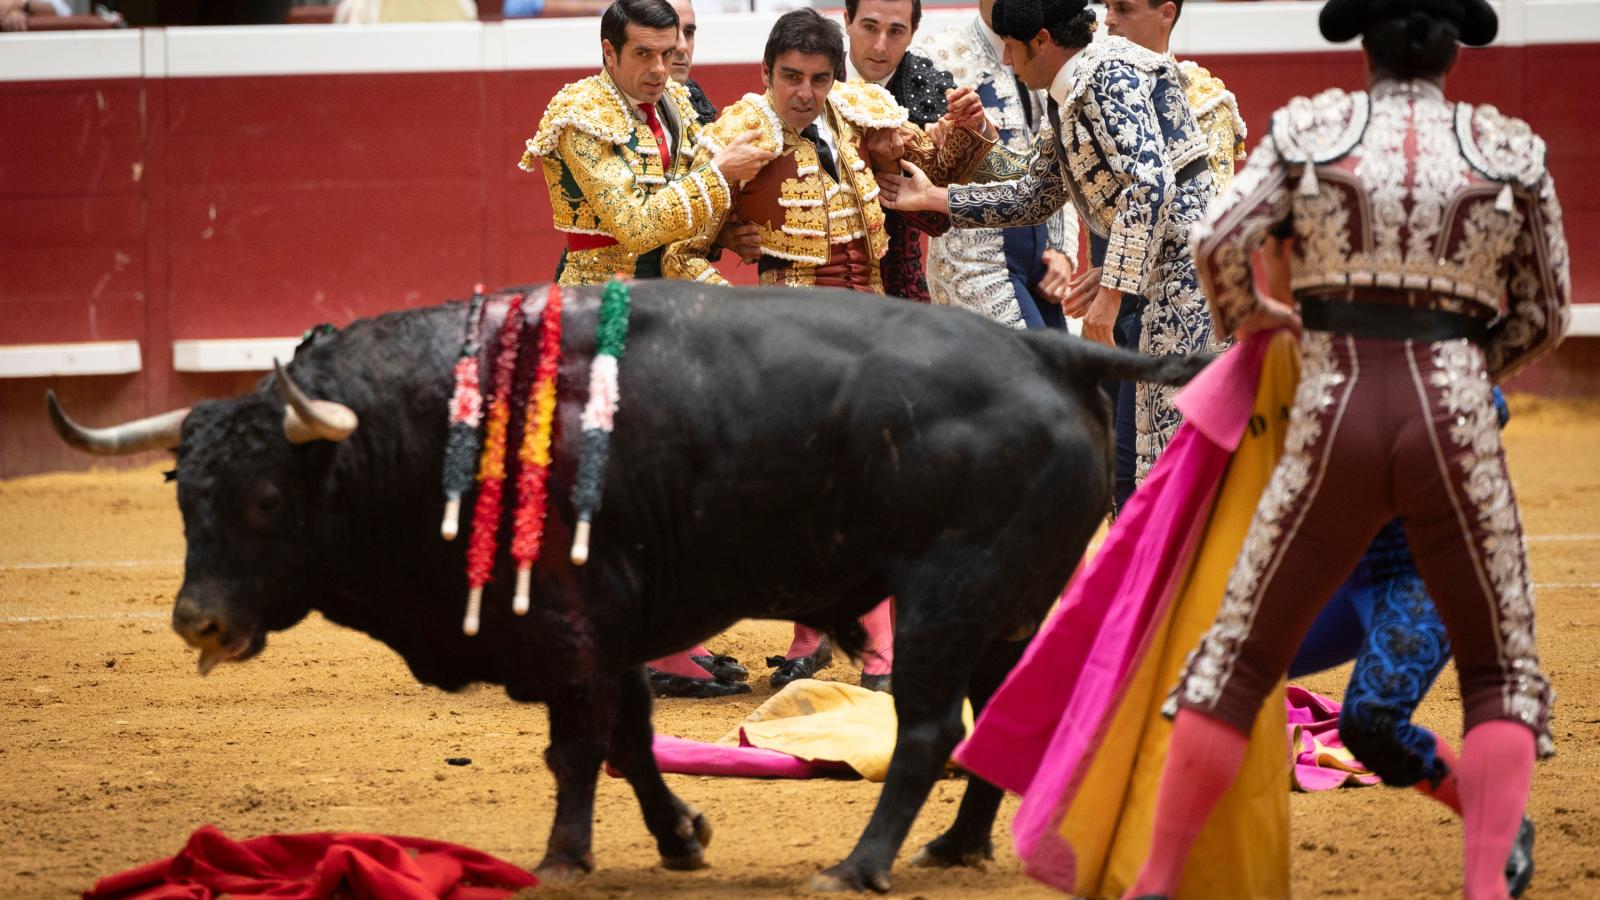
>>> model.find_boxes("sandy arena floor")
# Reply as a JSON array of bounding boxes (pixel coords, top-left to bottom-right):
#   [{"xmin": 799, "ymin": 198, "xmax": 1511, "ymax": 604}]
[{"xmin": 2, "ymin": 396, "xmax": 1598, "ymax": 899}]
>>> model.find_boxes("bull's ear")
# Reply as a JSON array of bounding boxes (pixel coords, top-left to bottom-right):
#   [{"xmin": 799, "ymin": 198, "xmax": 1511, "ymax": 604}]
[{"xmin": 162, "ymin": 469, "xmax": 177, "ymax": 483}]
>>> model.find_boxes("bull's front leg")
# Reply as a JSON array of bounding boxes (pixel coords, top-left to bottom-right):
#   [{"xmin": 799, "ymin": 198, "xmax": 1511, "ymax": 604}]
[
  {"xmin": 606, "ymin": 666, "xmax": 713, "ymax": 870},
  {"xmin": 536, "ymin": 677, "xmax": 620, "ymax": 882}
]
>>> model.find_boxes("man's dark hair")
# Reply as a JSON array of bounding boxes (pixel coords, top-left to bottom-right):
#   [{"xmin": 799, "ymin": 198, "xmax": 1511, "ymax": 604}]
[
  {"xmin": 600, "ymin": 0, "xmax": 679, "ymax": 54},
  {"xmin": 993, "ymin": 0, "xmax": 1097, "ymax": 50},
  {"xmin": 762, "ymin": 8, "xmax": 847, "ymax": 78},
  {"xmin": 1364, "ymin": 11, "xmax": 1460, "ymax": 79},
  {"xmin": 1152, "ymin": 0, "xmax": 1182, "ymax": 26},
  {"xmin": 844, "ymin": 0, "xmax": 923, "ymax": 31}
]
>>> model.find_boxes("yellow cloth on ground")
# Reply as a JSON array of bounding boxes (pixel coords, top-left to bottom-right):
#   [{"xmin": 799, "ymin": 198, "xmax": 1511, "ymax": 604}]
[
  {"xmin": 1061, "ymin": 332, "xmax": 1301, "ymax": 900},
  {"xmin": 717, "ymin": 679, "xmax": 973, "ymax": 782}
]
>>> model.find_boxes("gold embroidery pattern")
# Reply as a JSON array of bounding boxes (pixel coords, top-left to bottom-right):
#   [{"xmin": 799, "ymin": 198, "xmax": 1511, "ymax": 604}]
[
  {"xmin": 1180, "ymin": 60, "xmax": 1247, "ymax": 190},
  {"xmin": 666, "ymin": 88, "xmax": 985, "ymax": 288},
  {"xmin": 521, "ymin": 72, "xmax": 729, "ymax": 284}
]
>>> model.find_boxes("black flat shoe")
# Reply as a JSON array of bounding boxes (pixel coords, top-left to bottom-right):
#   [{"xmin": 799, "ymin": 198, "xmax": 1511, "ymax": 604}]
[
  {"xmin": 766, "ymin": 640, "xmax": 833, "ymax": 688},
  {"xmin": 1506, "ymin": 814, "xmax": 1535, "ymax": 898},
  {"xmin": 858, "ymin": 672, "xmax": 891, "ymax": 693},
  {"xmin": 690, "ymin": 653, "xmax": 748, "ymax": 683},
  {"xmin": 647, "ymin": 668, "xmax": 752, "ymax": 699}
]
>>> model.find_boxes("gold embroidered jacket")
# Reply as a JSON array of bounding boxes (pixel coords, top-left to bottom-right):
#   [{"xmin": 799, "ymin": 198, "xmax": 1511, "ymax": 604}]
[
  {"xmin": 662, "ymin": 81, "xmax": 991, "ymax": 289},
  {"xmin": 520, "ymin": 71, "xmax": 731, "ymax": 285},
  {"xmin": 1191, "ymin": 81, "xmax": 1571, "ymax": 380},
  {"xmin": 1178, "ymin": 60, "xmax": 1247, "ymax": 190}
]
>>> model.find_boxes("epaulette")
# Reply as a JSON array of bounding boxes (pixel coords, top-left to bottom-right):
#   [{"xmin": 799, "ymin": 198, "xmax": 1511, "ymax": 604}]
[
  {"xmin": 1270, "ymin": 87, "xmax": 1369, "ymax": 194},
  {"xmin": 1456, "ymin": 102, "xmax": 1547, "ymax": 190},
  {"xmin": 1457, "ymin": 102, "xmax": 1549, "ymax": 212},
  {"xmin": 829, "ymin": 80, "xmax": 910, "ymax": 131},
  {"xmin": 1178, "ymin": 60, "xmax": 1246, "ymax": 146},
  {"xmin": 696, "ymin": 93, "xmax": 786, "ymax": 157},
  {"xmin": 1058, "ymin": 35, "xmax": 1181, "ymax": 112},
  {"xmin": 523, "ymin": 74, "xmax": 636, "ymax": 163}
]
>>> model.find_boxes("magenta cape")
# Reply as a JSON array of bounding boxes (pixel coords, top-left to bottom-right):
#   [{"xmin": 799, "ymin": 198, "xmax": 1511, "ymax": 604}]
[{"xmin": 952, "ymin": 331, "xmax": 1282, "ymax": 890}]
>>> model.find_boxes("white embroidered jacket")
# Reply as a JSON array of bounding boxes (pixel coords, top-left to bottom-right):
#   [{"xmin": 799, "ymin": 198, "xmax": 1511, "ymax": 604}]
[
  {"xmin": 1191, "ymin": 80, "xmax": 1571, "ymax": 380},
  {"xmin": 915, "ymin": 15, "xmax": 1080, "ymax": 327}
]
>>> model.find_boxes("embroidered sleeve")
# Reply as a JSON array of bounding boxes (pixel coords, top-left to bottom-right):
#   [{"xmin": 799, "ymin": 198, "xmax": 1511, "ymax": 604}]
[
  {"xmin": 901, "ymin": 121, "xmax": 996, "ymax": 187},
  {"xmin": 947, "ymin": 128, "xmax": 1069, "ymax": 229},
  {"xmin": 1197, "ymin": 103, "xmax": 1243, "ymax": 190},
  {"xmin": 1190, "ymin": 133, "xmax": 1292, "ymax": 337},
  {"xmin": 557, "ymin": 127, "xmax": 731, "ymax": 255},
  {"xmin": 1087, "ymin": 62, "xmax": 1175, "ymax": 295},
  {"xmin": 1488, "ymin": 171, "xmax": 1571, "ymax": 380},
  {"xmin": 660, "ymin": 131, "xmax": 735, "ymax": 285},
  {"xmin": 1046, "ymin": 203, "xmax": 1081, "ymax": 270}
]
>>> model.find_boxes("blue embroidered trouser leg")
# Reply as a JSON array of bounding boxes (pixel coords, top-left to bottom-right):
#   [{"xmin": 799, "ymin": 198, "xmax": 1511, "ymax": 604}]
[{"xmin": 1334, "ymin": 521, "xmax": 1453, "ymax": 787}]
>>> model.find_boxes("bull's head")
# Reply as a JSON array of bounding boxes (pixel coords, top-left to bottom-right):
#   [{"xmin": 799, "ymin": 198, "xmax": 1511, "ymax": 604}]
[{"xmin": 46, "ymin": 362, "xmax": 358, "ymax": 675}]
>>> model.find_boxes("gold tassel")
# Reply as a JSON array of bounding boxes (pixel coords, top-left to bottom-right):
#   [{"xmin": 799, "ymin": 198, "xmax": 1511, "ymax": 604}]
[
  {"xmin": 1496, "ymin": 182, "xmax": 1515, "ymax": 214},
  {"xmin": 1297, "ymin": 163, "xmax": 1320, "ymax": 196}
]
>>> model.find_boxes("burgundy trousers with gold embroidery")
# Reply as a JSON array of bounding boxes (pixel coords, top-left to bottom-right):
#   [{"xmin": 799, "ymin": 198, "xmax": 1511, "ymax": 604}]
[{"xmin": 1176, "ymin": 331, "xmax": 1552, "ymax": 750}]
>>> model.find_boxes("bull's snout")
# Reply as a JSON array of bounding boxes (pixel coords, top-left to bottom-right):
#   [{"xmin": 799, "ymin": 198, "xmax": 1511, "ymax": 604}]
[
  {"xmin": 172, "ymin": 594, "xmax": 223, "ymax": 644},
  {"xmin": 172, "ymin": 592, "xmax": 249, "ymax": 676}
]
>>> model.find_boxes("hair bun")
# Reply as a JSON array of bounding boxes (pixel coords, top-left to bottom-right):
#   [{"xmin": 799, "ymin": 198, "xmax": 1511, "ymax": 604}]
[{"xmin": 1319, "ymin": 0, "xmax": 1497, "ymax": 47}]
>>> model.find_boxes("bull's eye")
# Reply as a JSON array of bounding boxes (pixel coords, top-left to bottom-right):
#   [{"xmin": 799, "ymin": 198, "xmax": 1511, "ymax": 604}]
[{"xmin": 256, "ymin": 488, "xmax": 282, "ymax": 513}]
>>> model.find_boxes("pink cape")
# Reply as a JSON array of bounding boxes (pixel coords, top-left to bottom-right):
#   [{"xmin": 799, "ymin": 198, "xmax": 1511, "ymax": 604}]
[
  {"xmin": 951, "ymin": 332, "xmax": 1281, "ymax": 887},
  {"xmin": 83, "ymin": 825, "xmax": 538, "ymax": 900}
]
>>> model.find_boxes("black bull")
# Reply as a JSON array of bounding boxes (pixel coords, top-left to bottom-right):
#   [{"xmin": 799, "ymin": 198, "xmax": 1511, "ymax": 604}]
[{"xmin": 47, "ymin": 281, "xmax": 1207, "ymax": 892}]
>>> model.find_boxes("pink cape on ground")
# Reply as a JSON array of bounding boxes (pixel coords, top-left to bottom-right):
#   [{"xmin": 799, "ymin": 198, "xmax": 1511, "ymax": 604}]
[{"xmin": 82, "ymin": 825, "xmax": 538, "ymax": 900}]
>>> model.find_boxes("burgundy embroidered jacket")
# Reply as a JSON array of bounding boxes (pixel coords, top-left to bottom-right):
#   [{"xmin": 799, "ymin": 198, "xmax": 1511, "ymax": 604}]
[{"xmin": 1191, "ymin": 80, "xmax": 1571, "ymax": 380}]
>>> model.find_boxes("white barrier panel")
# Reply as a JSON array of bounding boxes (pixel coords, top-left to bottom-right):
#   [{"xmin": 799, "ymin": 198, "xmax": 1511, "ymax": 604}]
[{"xmin": 0, "ymin": 342, "xmax": 142, "ymax": 378}]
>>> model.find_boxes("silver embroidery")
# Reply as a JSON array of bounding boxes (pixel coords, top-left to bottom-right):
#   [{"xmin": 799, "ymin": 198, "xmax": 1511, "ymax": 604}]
[
  {"xmin": 1181, "ymin": 332, "xmax": 1345, "ymax": 708},
  {"xmin": 1427, "ymin": 343, "xmax": 1552, "ymax": 744}
]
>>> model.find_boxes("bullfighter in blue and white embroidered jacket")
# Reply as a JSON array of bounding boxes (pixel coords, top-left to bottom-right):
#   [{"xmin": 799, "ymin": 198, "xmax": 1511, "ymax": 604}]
[{"xmin": 946, "ymin": 34, "xmax": 1218, "ymax": 480}]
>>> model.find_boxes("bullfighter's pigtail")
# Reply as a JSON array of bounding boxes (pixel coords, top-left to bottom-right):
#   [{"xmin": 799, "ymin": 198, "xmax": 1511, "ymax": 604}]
[
  {"xmin": 439, "ymin": 285, "xmax": 488, "ymax": 541},
  {"xmin": 463, "ymin": 291, "xmax": 525, "ymax": 636},
  {"xmin": 570, "ymin": 278, "xmax": 631, "ymax": 565},
  {"xmin": 510, "ymin": 284, "xmax": 564, "ymax": 614}
]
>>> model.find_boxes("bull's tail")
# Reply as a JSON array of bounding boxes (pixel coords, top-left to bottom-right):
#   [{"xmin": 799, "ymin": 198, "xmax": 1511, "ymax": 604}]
[{"xmin": 1031, "ymin": 331, "xmax": 1214, "ymax": 388}]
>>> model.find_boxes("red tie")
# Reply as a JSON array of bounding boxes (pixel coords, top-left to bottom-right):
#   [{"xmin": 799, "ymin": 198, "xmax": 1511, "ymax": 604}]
[{"xmin": 638, "ymin": 103, "xmax": 671, "ymax": 173}]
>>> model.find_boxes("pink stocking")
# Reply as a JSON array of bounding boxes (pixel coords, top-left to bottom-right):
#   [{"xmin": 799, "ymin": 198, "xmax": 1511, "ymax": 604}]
[
  {"xmin": 1415, "ymin": 732, "xmax": 1464, "ymax": 815},
  {"xmin": 1459, "ymin": 720, "xmax": 1534, "ymax": 900},
  {"xmin": 1124, "ymin": 710, "xmax": 1250, "ymax": 898},
  {"xmin": 860, "ymin": 599, "xmax": 894, "ymax": 676},
  {"xmin": 647, "ymin": 650, "xmax": 712, "ymax": 680},
  {"xmin": 785, "ymin": 625, "xmax": 823, "ymax": 660}
]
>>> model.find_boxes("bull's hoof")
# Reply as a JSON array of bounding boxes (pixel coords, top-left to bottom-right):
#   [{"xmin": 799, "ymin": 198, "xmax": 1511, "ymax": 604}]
[
  {"xmin": 910, "ymin": 836, "xmax": 993, "ymax": 869},
  {"xmin": 533, "ymin": 852, "xmax": 595, "ymax": 884},
  {"xmin": 659, "ymin": 806, "xmax": 712, "ymax": 870},
  {"xmin": 660, "ymin": 847, "xmax": 709, "ymax": 871},
  {"xmin": 811, "ymin": 861, "xmax": 891, "ymax": 894}
]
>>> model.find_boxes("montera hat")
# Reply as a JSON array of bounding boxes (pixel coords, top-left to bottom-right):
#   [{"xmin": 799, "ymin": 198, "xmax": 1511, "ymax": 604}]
[
  {"xmin": 1319, "ymin": 0, "xmax": 1498, "ymax": 47},
  {"xmin": 991, "ymin": 0, "xmax": 1089, "ymax": 44}
]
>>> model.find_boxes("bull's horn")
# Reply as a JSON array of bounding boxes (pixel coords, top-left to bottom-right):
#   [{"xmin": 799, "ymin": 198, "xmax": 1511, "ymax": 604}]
[
  {"xmin": 275, "ymin": 360, "xmax": 358, "ymax": 444},
  {"xmin": 45, "ymin": 390, "xmax": 188, "ymax": 456}
]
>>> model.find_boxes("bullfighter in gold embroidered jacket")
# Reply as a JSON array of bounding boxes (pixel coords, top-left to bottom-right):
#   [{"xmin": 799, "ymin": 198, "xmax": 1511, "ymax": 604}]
[
  {"xmin": 519, "ymin": 0, "xmax": 771, "ymax": 286},
  {"xmin": 664, "ymin": 10, "xmax": 992, "ymax": 293}
]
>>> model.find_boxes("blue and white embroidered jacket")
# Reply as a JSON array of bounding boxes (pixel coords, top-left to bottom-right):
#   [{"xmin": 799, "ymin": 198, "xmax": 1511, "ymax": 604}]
[{"xmin": 948, "ymin": 35, "xmax": 1219, "ymax": 479}]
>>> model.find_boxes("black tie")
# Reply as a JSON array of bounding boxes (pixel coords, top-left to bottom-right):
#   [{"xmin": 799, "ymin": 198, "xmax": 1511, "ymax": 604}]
[
  {"xmin": 800, "ymin": 123, "xmax": 840, "ymax": 182},
  {"xmin": 1046, "ymin": 97, "xmax": 1067, "ymax": 160},
  {"xmin": 1014, "ymin": 75, "xmax": 1036, "ymax": 131}
]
